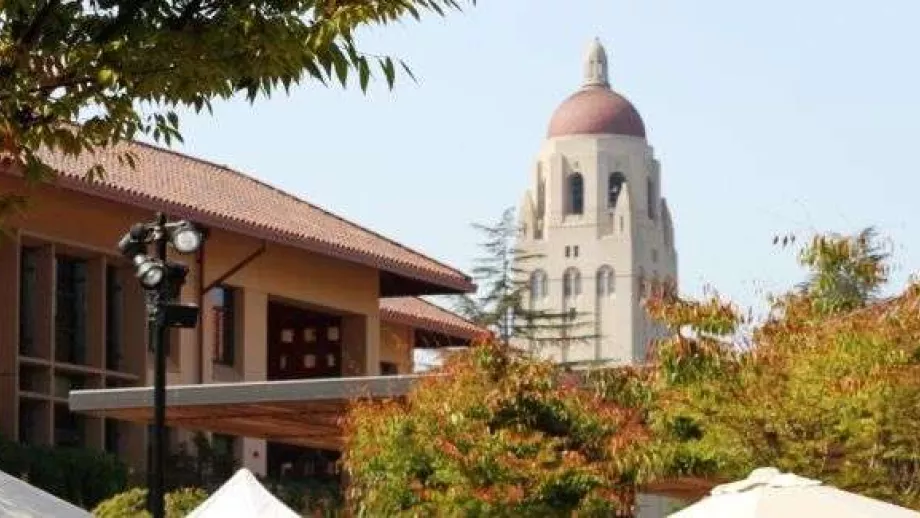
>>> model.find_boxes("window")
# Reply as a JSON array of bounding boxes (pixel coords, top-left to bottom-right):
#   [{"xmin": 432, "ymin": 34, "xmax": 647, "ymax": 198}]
[
  {"xmin": 563, "ymin": 268, "xmax": 581, "ymax": 298},
  {"xmin": 647, "ymin": 177, "xmax": 657, "ymax": 220},
  {"xmin": 105, "ymin": 266, "xmax": 124, "ymax": 370},
  {"xmin": 565, "ymin": 246, "xmax": 571, "ymax": 258},
  {"xmin": 380, "ymin": 361, "xmax": 399, "ymax": 375},
  {"xmin": 55, "ymin": 255, "xmax": 87, "ymax": 364},
  {"xmin": 104, "ymin": 419, "xmax": 121, "ymax": 454},
  {"xmin": 54, "ymin": 402, "xmax": 84, "ymax": 447},
  {"xmin": 608, "ymin": 172, "xmax": 625, "ymax": 209},
  {"xmin": 530, "ymin": 270, "xmax": 548, "ymax": 299},
  {"xmin": 567, "ymin": 173, "xmax": 584, "ymax": 215},
  {"xmin": 651, "ymin": 248, "xmax": 659, "ymax": 263},
  {"xmin": 19, "ymin": 247, "xmax": 38, "ymax": 356},
  {"xmin": 573, "ymin": 246, "xmax": 579, "ymax": 258},
  {"xmin": 596, "ymin": 266, "xmax": 615, "ymax": 296},
  {"xmin": 212, "ymin": 285, "xmax": 237, "ymax": 365}
]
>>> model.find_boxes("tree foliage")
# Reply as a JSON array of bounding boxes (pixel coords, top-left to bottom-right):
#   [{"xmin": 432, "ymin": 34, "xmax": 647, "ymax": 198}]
[
  {"xmin": 640, "ymin": 228, "xmax": 920, "ymax": 509},
  {"xmin": 344, "ymin": 341, "xmax": 654, "ymax": 517},
  {"xmin": 454, "ymin": 207, "xmax": 593, "ymax": 349},
  {"xmin": 345, "ymin": 227, "xmax": 920, "ymax": 515},
  {"xmin": 92, "ymin": 486, "xmax": 208, "ymax": 517},
  {"xmin": 0, "ymin": 0, "xmax": 475, "ymax": 215}
]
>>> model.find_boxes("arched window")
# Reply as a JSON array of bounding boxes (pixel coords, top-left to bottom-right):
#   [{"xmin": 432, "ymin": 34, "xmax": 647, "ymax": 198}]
[
  {"xmin": 608, "ymin": 172, "xmax": 625, "ymax": 209},
  {"xmin": 596, "ymin": 266, "xmax": 615, "ymax": 297},
  {"xmin": 530, "ymin": 270, "xmax": 547, "ymax": 300},
  {"xmin": 567, "ymin": 173, "xmax": 584, "ymax": 215},
  {"xmin": 647, "ymin": 177, "xmax": 656, "ymax": 220},
  {"xmin": 563, "ymin": 268, "xmax": 581, "ymax": 298}
]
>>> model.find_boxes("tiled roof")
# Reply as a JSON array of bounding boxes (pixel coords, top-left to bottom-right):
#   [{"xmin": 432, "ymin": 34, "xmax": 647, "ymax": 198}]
[
  {"xmin": 380, "ymin": 297, "xmax": 487, "ymax": 342},
  {"xmin": 30, "ymin": 140, "xmax": 474, "ymax": 294}
]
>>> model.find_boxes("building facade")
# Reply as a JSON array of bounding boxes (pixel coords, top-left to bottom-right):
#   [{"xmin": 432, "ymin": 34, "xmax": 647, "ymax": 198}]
[
  {"xmin": 516, "ymin": 39, "xmax": 678, "ymax": 366},
  {"xmin": 0, "ymin": 140, "xmax": 482, "ymax": 481}
]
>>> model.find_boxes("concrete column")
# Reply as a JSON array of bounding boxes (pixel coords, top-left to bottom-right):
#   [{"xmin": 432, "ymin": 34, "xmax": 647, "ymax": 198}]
[
  {"xmin": 241, "ymin": 288, "xmax": 268, "ymax": 476},
  {"xmin": 241, "ymin": 289, "xmax": 267, "ymax": 381},
  {"xmin": 341, "ymin": 313, "xmax": 380, "ymax": 376}
]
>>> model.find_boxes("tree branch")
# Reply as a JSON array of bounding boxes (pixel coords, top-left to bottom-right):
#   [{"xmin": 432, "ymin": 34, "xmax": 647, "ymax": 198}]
[{"xmin": 16, "ymin": 0, "xmax": 61, "ymax": 48}]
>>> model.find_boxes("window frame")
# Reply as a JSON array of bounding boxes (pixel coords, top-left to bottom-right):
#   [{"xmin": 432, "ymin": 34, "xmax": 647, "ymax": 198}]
[
  {"xmin": 567, "ymin": 173, "xmax": 585, "ymax": 215},
  {"xmin": 607, "ymin": 172, "xmax": 625, "ymax": 209},
  {"xmin": 212, "ymin": 285, "xmax": 238, "ymax": 366}
]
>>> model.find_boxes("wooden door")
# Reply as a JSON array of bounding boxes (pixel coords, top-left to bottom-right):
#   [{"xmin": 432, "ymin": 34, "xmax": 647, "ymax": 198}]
[{"xmin": 267, "ymin": 301, "xmax": 342, "ymax": 380}]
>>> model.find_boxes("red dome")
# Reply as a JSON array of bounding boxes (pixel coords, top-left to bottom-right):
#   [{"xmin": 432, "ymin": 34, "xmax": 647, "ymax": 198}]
[{"xmin": 547, "ymin": 85, "xmax": 646, "ymax": 139}]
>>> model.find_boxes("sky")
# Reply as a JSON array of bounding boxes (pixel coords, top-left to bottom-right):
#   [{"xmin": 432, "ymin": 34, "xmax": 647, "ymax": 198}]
[{"xmin": 157, "ymin": 0, "xmax": 920, "ymax": 316}]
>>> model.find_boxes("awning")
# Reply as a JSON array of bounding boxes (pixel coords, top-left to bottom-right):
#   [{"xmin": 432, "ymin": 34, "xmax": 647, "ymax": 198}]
[{"xmin": 69, "ymin": 375, "xmax": 431, "ymax": 450}]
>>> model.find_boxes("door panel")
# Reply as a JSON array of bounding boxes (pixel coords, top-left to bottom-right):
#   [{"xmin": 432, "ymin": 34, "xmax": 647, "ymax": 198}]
[{"xmin": 267, "ymin": 301, "xmax": 342, "ymax": 380}]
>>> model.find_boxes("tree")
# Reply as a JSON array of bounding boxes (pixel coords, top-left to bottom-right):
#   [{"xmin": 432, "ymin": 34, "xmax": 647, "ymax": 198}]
[
  {"xmin": 344, "ymin": 341, "xmax": 653, "ymax": 517},
  {"xmin": 0, "ymin": 0, "xmax": 475, "ymax": 216},
  {"xmin": 638, "ymin": 228, "xmax": 920, "ymax": 509},
  {"xmin": 453, "ymin": 207, "xmax": 593, "ymax": 351},
  {"xmin": 792, "ymin": 227, "xmax": 890, "ymax": 314}
]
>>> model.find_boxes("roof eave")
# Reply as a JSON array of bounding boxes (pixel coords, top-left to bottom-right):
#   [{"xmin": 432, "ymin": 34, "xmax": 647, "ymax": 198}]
[{"xmin": 50, "ymin": 174, "xmax": 476, "ymax": 296}]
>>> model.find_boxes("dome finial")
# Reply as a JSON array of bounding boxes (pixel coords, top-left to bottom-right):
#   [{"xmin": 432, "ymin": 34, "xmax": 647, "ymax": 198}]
[{"xmin": 583, "ymin": 37, "xmax": 609, "ymax": 88}]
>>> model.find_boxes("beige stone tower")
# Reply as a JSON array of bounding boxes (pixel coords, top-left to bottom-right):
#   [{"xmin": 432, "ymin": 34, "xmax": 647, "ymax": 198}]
[{"xmin": 516, "ymin": 38, "xmax": 678, "ymax": 366}]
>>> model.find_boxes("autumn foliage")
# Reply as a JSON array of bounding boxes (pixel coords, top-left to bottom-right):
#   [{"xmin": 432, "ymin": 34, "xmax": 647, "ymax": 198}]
[
  {"xmin": 344, "ymin": 341, "xmax": 652, "ymax": 516},
  {"xmin": 344, "ymin": 229, "xmax": 920, "ymax": 514},
  {"xmin": 642, "ymin": 230, "xmax": 920, "ymax": 509}
]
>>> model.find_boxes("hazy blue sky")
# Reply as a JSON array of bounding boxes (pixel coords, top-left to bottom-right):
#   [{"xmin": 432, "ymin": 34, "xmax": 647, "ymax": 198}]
[{"xmin": 160, "ymin": 0, "xmax": 920, "ymax": 314}]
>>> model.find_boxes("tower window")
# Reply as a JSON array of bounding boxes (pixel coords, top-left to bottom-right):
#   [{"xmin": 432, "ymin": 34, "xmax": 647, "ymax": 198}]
[
  {"xmin": 565, "ymin": 246, "xmax": 570, "ymax": 258},
  {"xmin": 608, "ymin": 172, "xmax": 625, "ymax": 209},
  {"xmin": 567, "ymin": 173, "xmax": 584, "ymax": 215},
  {"xmin": 573, "ymin": 246, "xmax": 579, "ymax": 258},
  {"xmin": 530, "ymin": 270, "xmax": 548, "ymax": 300},
  {"xmin": 596, "ymin": 266, "xmax": 615, "ymax": 296},
  {"xmin": 647, "ymin": 177, "xmax": 657, "ymax": 220},
  {"xmin": 563, "ymin": 268, "xmax": 581, "ymax": 298}
]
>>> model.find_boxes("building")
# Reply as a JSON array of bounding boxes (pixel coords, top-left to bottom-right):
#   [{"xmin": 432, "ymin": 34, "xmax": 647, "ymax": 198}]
[
  {"xmin": 516, "ymin": 38, "xmax": 678, "ymax": 366},
  {"xmin": 0, "ymin": 139, "xmax": 483, "ymax": 479}
]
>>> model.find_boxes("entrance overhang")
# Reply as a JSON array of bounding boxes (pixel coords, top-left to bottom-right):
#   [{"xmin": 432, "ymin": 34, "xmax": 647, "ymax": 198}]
[{"xmin": 69, "ymin": 374, "xmax": 433, "ymax": 451}]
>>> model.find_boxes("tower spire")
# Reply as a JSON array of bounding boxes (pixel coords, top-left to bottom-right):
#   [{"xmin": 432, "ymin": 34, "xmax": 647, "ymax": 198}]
[{"xmin": 583, "ymin": 37, "xmax": 609, "ymax": 88}]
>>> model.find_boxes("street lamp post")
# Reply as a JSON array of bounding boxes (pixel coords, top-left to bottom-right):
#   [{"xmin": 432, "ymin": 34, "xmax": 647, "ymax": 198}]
[{"xmin": 118, "ymin": 212, "xmax": 205, "ymax": 518}]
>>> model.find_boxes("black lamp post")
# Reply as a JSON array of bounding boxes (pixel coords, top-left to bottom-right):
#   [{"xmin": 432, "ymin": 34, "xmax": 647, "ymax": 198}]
[{"xmin": 117, "ymin": 212, "xmax": 205, "ymax": 518}]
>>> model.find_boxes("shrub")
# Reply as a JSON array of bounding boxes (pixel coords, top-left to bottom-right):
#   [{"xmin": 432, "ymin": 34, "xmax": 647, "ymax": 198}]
[
  {"xmin": 92, "ymin": 487, "xmax": 208, "ymax": 518},
  {"xmin": 0, "ymin": 438, "xmax": 127, "ymax": 509}
]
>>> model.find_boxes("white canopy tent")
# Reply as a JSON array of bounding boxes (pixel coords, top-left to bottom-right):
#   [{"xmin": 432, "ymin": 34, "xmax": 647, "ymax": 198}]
[
  {"xmin": 186, "ymin": 468, "xmax": 300, "ymax": 518},
  {"xmin": 0, "ymin": 469, "xmax": 90, "ymax": 518},
  {"xmin": 669, "ymin": 467, "xmax": 920, "ymax": 518}
]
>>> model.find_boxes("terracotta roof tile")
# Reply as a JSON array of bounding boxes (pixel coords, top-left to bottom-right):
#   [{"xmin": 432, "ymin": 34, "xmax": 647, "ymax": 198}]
[
  {"xmin": 31, "ymin": 140, "xmax": 474, "ymax": 294},
  {"xmin": 380, "ymin": 297, "xmax": 486, "ymax": 342}
]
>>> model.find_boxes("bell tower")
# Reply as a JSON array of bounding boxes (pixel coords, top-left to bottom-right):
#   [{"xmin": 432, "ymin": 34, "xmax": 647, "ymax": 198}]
[{"xmin": 515, "ymin": 38, "xmax": 678, "ymax": 366}]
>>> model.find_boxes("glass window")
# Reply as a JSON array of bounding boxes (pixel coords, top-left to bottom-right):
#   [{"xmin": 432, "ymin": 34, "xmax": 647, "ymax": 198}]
[
  {"xmin": 608, "ymin": 172, "xmax": 625, "ymax": 209},
  {"xmin": 106, "ymin": 266, "xmax": 124, "ymax": 370},
  {"xmin": 19, "ymin": 247, "xmax": 38, "ymax": 356},
  {"xmin": 596, "ymin": 266, "xmax": 615, "ymax": 296},
  {"xmin": 563, "ymin": 268, "xmax": 581, "ymax": 298},
  {"xmin": 212, "ymin": 285, "xmax": 237, "ymax": 365},
  {"xmin": 55, "ymin": 255, "xmax": 87, "ymax": 364},
  {"xmin": 530, "ymin": 270, "xmax": 547, "ymax": 300},
  {"xmin": 567, "ymin": 174, "xmax": 584, "ymax": 215}
]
